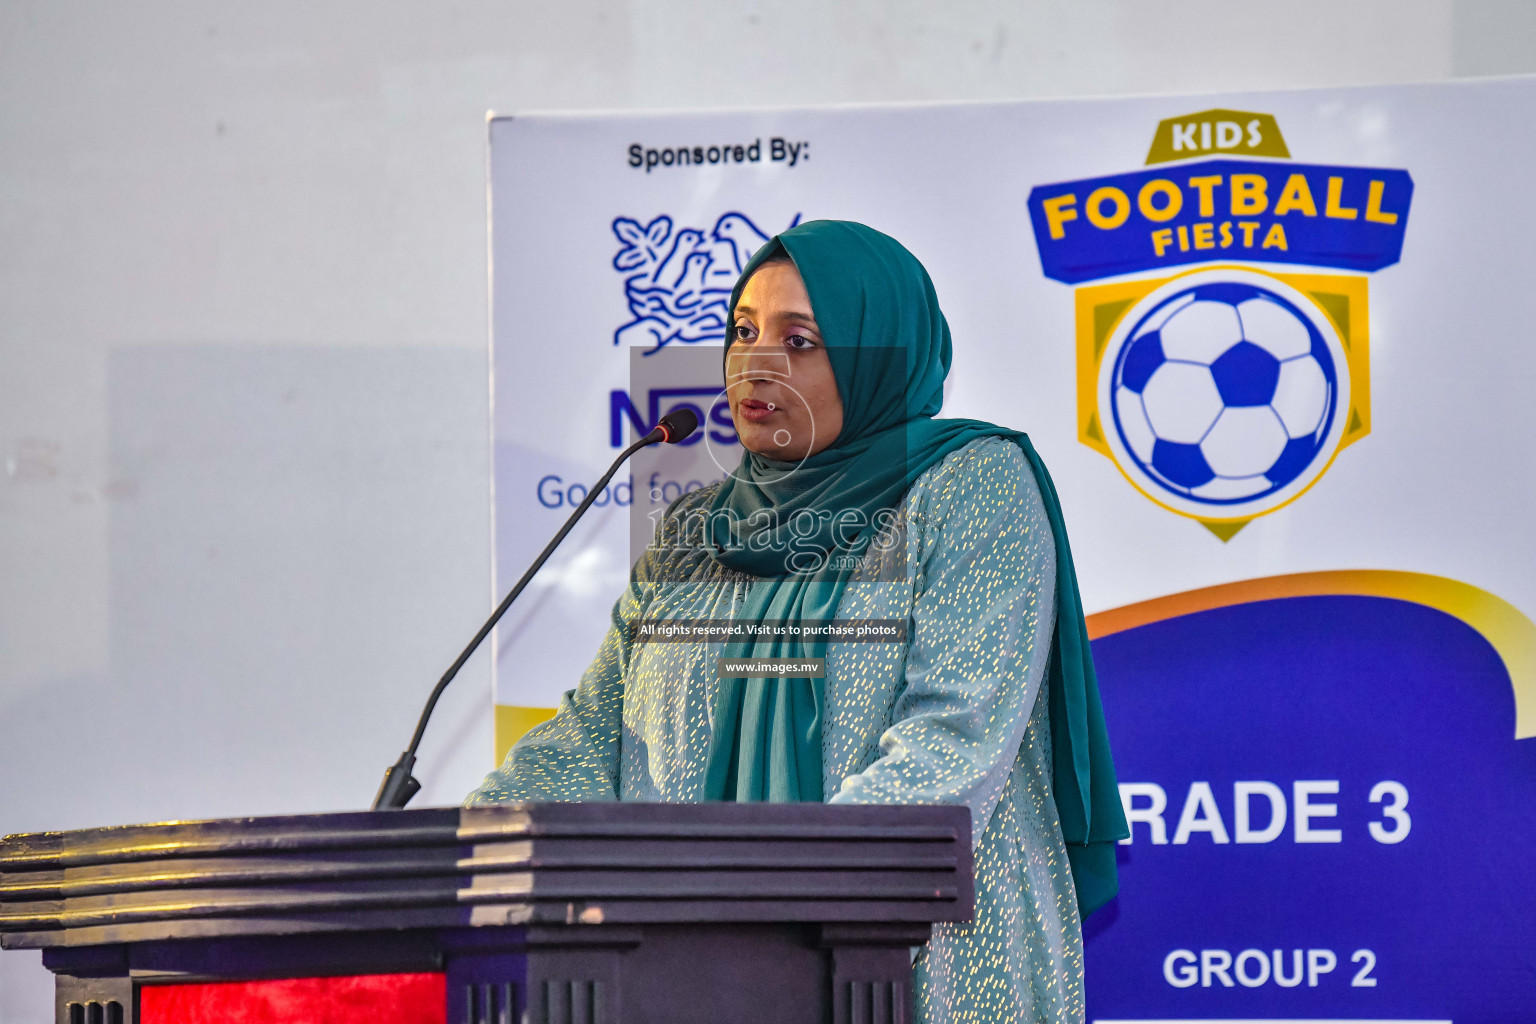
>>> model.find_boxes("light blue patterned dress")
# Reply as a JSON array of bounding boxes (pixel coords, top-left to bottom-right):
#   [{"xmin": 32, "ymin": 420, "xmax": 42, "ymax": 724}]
[{"xmin": 469, "ymin": 436, "xmax": 1084, "ymax": 1023}]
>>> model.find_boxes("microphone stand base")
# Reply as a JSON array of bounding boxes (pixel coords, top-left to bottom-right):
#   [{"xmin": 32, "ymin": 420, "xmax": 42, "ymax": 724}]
[{"xmin": 372, "ymin": 753, "xmax": 422, "ymax": 810}]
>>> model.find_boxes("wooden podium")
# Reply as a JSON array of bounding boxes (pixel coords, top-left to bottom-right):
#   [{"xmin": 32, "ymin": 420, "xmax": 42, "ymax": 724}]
[{"xmin": 0, "ymin": 802, "xmax": 972, "ymax": 1024}]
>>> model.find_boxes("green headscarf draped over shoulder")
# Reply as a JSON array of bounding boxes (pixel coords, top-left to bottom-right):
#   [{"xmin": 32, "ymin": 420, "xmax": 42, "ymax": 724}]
[{"xmin": 701, "ymin": 220, "xmax": 1128, "ymax": 917}]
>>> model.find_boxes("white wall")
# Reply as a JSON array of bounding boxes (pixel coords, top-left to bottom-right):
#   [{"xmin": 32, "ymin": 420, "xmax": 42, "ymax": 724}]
[{"xmin": 3, "ymin": 1, "xmax": 1532, "ymax": 1017}]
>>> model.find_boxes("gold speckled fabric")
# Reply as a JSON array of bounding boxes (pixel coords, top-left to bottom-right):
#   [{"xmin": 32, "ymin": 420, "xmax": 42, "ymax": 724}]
[{"xmin": 468, "ymin": 436, "xmax": 1084, "ymax": 1023}]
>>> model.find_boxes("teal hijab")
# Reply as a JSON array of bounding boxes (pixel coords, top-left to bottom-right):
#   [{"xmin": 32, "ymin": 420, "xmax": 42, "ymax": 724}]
[{"xmin": 701, "ymin": 220, "xmax": 1128, "ymax": 917}]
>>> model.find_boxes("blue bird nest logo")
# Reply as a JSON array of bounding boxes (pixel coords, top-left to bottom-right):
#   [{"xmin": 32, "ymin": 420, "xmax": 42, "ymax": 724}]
[{"xmin": 611, "ymin": 212, "xmax": 796, "ymax": 353}]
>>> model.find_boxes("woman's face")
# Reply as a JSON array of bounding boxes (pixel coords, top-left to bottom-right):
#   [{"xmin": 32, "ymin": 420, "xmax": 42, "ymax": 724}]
[{"xmin": 726, "ymin": 259, "xmax": 845, "ymax": 461}]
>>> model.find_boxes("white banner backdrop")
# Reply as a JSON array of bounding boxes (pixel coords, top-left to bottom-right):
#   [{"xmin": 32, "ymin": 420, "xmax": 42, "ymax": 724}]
[{"xmin": 490, "ymin": 79, "xmax": 1536, "ymax": 1018}]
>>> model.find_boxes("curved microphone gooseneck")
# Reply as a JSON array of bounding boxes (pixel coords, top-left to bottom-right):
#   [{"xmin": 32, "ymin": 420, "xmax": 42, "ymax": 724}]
[{"xmin": 372, "ymin": 407, "xmax": 701, "ymax": 809}]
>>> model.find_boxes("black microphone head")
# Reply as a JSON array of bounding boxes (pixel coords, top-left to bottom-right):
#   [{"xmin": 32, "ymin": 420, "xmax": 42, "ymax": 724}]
[{"xmin": 657, "ymin": 407, "xmax": 700, "ymax": 444}]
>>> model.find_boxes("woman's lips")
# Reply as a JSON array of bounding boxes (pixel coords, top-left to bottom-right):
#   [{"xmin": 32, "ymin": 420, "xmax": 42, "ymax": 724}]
[{"xmin": 737, "ymin": 398, "xmax": 778, "ymax": 423}]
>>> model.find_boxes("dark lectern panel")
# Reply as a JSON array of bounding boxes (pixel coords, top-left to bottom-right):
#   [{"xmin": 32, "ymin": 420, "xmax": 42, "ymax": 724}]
[
  {"xmin": 1, "ymin": 804, "xmax": 970, "ymax": 1024},
  {"xmin": 1, "ymin": 803, "xmax": 970, "ymax": 948},
  {"xmin": 0, "ymin": 808, "xmax": 463, "ymax": 871}
]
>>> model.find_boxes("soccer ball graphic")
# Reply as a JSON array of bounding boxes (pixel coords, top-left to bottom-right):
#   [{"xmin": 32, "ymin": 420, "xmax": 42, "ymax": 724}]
[{"xmin": 1105, "ymin": 272, "xmax": 1346, "ymax": 514}]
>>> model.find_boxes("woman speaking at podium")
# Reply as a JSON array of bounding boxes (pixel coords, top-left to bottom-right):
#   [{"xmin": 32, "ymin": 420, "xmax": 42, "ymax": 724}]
[{"xmin": 470, "ymin": 221, "xmax": 1126, "ymax": 1023}]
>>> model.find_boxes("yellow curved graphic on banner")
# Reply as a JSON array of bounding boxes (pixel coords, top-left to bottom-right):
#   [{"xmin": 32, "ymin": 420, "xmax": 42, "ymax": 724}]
[
  {"xmin": 493, "ymin": 703, "xmax": 558, "ymax": 767},
  {"xmin": 1086, "ymin": 570, "xmax": 1536, "ymax": 740}
]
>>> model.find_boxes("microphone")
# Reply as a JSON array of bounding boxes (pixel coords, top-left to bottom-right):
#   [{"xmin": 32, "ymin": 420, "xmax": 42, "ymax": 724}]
[{"xmin": 372, "ymin": 406, "xmax": 699, "ymax": 809}]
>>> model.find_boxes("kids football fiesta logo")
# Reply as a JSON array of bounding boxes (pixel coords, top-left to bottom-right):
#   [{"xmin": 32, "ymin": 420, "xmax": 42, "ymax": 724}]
[{"xmin": 1028, "ymin": 110, "xmax": 1413, "ymax": 538}]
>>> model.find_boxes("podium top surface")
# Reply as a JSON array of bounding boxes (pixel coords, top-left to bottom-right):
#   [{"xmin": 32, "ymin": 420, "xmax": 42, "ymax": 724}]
[{"xmin": 0, "ymin": 803, "xmax": 973, "ymax": 949}]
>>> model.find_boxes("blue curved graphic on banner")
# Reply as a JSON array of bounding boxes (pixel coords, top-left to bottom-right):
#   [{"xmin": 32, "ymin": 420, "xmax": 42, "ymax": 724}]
[
  {"xmin": 1028, "ymin": 159, "xmax": 1413, "ymax": 283},
  {"xmin": 1085, "ymin": 594, "xmax": 1536, "ymax": 1021}
]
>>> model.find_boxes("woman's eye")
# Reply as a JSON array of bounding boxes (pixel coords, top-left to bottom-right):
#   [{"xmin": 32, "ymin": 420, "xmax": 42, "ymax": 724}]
[
  {"xmin": 733, "ymin": 324, "xmax": 756, "ymax": 342},
  {"xmin": 786, "ymin": 334, "xmax": 816, "ymax": 350}
]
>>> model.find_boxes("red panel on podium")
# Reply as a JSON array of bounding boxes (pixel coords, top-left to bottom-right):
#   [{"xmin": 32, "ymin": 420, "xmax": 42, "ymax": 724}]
[{"xmin": 139, "ymin": 971, "xmax": 446, "ymax": 1024}]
